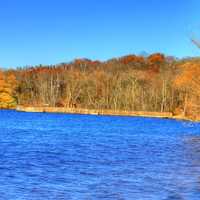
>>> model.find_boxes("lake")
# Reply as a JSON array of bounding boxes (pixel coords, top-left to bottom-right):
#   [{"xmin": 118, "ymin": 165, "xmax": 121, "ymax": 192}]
[{"xmin": 0, "ymin": 110, "xmax": 200, "ymax": 200}]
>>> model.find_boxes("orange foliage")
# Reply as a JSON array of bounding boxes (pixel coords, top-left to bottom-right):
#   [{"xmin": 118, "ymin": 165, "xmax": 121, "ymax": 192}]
[
  {"xmin": 120, "ymin": 55, "xmax": 145, "ymax": 65},
  {"xmin": 0, "ymin": 70, "xmax": 17, "ymax": 108},
  {"xmin": 174, "ymin": 62, "xmax": 200, "ymax": 92},
  {"xmin": 147, "ymin": 53, "xmax": 165, "ymax": 64}
]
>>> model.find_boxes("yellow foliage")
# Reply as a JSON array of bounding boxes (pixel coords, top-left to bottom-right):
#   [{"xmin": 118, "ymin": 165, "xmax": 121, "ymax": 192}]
[{"xmin": 0, "ymin": 70, "xmax": 17, "ymax": 108}]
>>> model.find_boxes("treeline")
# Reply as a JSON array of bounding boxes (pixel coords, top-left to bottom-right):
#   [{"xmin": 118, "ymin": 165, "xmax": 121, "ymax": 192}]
[{"xmin": 1, "ymin": 53, "xmax": 200, "ymax": 118}]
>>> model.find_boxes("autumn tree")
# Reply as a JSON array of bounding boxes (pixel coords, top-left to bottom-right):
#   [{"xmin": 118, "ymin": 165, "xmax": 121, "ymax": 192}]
[
  {"xmin": 0, "ymin": 70, "xmax": 17, "ymax": 108},
  {"xmin": 174, "ymin": 60, "xmax": 200, "ymax": 117}
]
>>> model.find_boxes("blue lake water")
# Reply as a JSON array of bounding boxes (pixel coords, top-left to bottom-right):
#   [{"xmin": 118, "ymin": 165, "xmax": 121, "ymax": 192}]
[{"xmin": 1, "ymin": 110, "xmax": 200, "ymax": 199}]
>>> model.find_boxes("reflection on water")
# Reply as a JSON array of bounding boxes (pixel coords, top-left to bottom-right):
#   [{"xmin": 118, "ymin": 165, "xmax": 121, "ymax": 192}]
[{"xmin": 0, "ymin": 110, "xmax": 200, "ymax": 199}]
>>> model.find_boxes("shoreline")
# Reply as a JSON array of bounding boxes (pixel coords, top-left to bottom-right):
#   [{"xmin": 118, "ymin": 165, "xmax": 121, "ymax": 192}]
[{"xmin": 15, "ymin": 106, "xmax": 200, "ymax": 122}]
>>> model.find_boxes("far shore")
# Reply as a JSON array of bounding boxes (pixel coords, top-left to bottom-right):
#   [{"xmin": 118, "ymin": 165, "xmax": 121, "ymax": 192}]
[{"xmin": 14, "ymin": 106, "xmax": 200, "ymax": 122}]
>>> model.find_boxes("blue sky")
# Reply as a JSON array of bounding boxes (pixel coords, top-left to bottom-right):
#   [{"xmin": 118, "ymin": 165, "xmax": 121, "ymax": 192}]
[{"xmin": 0, "ymin": 0, "xmax": 200, "ymax": 68}]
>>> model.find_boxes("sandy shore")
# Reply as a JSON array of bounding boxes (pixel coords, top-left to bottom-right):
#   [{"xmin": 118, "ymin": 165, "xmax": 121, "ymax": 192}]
[{"xmin": 14, "ymin": 106, "xmax": 200, "ymax": 122}]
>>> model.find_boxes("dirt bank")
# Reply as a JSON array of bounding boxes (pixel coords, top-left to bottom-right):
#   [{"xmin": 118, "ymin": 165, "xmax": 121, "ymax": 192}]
[{"xmin": 16, "ymin": 106, "xmax": 190, "ymax": 120}]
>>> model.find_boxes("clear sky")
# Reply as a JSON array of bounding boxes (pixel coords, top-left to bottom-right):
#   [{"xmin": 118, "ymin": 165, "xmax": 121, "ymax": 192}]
[{"xmin": 0, "ymin": 0, "xmax": 200, "ymax": 68}]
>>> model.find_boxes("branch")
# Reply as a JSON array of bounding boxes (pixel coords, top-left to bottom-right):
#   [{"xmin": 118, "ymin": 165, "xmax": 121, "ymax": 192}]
[{"xmin": 191, "ymin": 38, "xmax": 200, "ymax": 49}]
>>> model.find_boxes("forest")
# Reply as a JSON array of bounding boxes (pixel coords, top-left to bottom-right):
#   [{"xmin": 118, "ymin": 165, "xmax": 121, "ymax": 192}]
[{"xmin": 0, "ymin": 53, "xmax": 200, "ymax": 119}]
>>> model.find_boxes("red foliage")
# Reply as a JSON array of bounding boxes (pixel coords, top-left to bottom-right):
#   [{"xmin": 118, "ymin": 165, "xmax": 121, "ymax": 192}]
[
  {"xmin": 147, "ymin": 53, "xmax": 165, "ymax": 65},
  {"xmin": 120, "ymin": 55, "xmax": 145, "ymax": 65}
]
